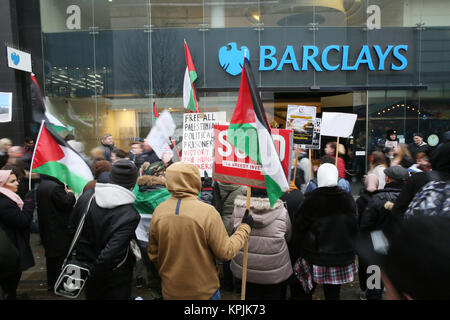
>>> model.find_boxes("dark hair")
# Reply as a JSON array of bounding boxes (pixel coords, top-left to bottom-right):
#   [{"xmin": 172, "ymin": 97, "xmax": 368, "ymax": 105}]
[
  {"xmin": 372, "ymin": 151, "xmax": 387, "ymax": 167},
  {"xmin": 91, "ymin": 160, "xmax": 112, "ymax": 179},
  {"xmin": 251, "ymin": 187, "xmax": 268, "ymax": 198},
  {"xmin": 320, "ymin": 155, "xmax": 336, "ymax": 165},
  {"xmin": 1, "ymin": 164, "xmax": 26, "ymax": 180},
  {"xmin": 24, "ymin": 136, "xmax": 34, "ymax": 143},
  {"xmin": 112, "ymin": 149, "xmax": 127, "ymax": 159}
]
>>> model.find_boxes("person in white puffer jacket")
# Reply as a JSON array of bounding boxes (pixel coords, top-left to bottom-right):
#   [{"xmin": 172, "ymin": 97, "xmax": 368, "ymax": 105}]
[{"xmin": 230, "ymin": 187, "xmax": 292, "ymax": 300}]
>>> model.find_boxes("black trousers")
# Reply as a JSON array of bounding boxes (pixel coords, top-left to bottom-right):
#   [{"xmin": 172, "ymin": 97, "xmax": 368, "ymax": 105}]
[
  {"xmin": 0, "ymin": 272, "xmax": 22, "ymax": 300},
  {"xmin": 85, "ymin": 268, "xmax": 133, "ymax": 300},
  {"xmin": 46, "ymin": 256, "xmax": 65, "ymax": 288},
  {"xmin": 245, "ymin": 281, "xmax": 288, "ymax": 300}
]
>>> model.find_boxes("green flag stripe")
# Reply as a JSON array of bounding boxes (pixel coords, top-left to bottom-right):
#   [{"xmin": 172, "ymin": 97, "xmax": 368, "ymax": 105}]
[
  {"xmin": 33, "ymin": 161, "xmax": 90, "ymax": 194},
  {"xmin": 228, "ymin": 123, "xmax": 261, "ymax": 165},
  {"xmin": 49, "ymin": 124, "xmax": 67, "ymax": 133},
  {"xmin": 189, "ymin": 70, "xmax": 197, "ymax": 83},
  {"xmin": 187, "ymin": 93, "xmax": 197, "ymax": 112},
  {"xmin": 264, "ymin": 174, "xmax": 284, "ymax": 208}
]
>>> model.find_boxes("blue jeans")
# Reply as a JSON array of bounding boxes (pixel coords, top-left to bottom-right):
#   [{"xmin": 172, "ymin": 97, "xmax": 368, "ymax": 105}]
[{"xmin": 209, "ymin": 289, "xmax": 220, "ymax": 300}]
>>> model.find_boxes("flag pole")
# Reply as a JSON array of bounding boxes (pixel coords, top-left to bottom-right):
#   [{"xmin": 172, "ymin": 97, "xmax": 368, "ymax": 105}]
[
  {"xmin": 29, "ymin": 120, "xmax": 45, "ymax": 191},
  {"xmin": 241, "ymin": 186, "xmax": 251, "ymax": 300},
  {"xmin": 336, "ymin": 137, "xmax": 340, "ymax": 167},
  {"xmin": 309, "ymin": 148, "xmax": 313, "ymax": 182},
  {"xmin": 290, "ymin": 146, "xmax": 299, "ymax": 191}
]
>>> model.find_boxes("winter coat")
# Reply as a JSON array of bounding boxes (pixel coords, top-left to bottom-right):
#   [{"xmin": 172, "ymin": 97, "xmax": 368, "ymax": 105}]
[
  {"xmin": 291, "ymin": 186, "xmax": 358, "ymax": 267},
  {"xmin": 356, "ymin": 189, "xmax": 376, "ymax": 227},
  {"xmin": 230, "ymin": 196, "xmax": 293, "ymax": 285},
  {"xmin": 359, "ymin": 182, "xmax": 403, "ymax": 232},
  {"xmin": 37, "ymin": 175, "xmax": 76, "ymax": 258},
  {"xmin": 391, "ymin": 142, "xmax": 450, "ymax": 221},
  {"xmin": 134, "ymin": 150, "xmax": 160, "ymax": 169},
  {"xmin": 98, "ymin": 142, "xmax": 117, "ymax": 162},
  {"xmin": 148, "ymin": 162, "xmax": 250, "ymax": 300},
  {"xmin": 213, "ymin": 181, "xmax": 246, "ymax": 235},
  {"xmin": 0, "ymin": 194, "xmax": 35, "ymax": 272},
  {"xmin": 0, "ymin": 227, "xmax": 19, "ymax": 281},
  {"xmin": 409, "ymin": 142, "xmax": 429, "ymax": 161},
  {"xmin": 70, "ymin": 183, "xmax": 140, "ymax": 276}
]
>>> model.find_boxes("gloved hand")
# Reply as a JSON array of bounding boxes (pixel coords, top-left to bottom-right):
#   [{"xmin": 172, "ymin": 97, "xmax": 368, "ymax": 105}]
[{"xmin": 241, "ymin": 209, "xmax": 254, "ymax": 229}]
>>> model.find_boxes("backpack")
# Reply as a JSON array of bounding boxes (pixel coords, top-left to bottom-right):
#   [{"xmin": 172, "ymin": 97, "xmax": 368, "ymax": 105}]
[{"xmin": 404, "ymin": 173, "xmax": 450, "ymax": 219}]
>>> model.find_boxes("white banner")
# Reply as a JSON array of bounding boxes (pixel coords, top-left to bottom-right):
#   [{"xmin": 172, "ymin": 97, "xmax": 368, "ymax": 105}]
[
  {"xmin": 321, "ymin": 112, "xmax": 357, "ymax": 138},
  {"xmin": 146, "ymin": 110, "xmax": 176, "ymax": 159},
  {"xmin": 7, "ymin": 47, "xmax": 32, "ymax": 73}
]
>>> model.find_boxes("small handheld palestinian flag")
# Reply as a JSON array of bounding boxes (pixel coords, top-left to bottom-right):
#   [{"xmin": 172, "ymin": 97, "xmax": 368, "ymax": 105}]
[
  {"xmin": 30, "ymin": 121, "xmax": 93, "ymax": 194},
  {"xmin": 227, "ymin": 58, "xmax": 289, "ymax": 207},
  {"xmin": 183, "ymin": 40, "xmax": 199, "ymax": 113}
]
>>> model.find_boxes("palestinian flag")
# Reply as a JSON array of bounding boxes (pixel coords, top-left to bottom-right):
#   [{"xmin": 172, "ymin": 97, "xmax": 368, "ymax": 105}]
[
  {"xmin": 183, "ymin": 40, "xmax": 199, "ymax": 113},
  {"xmin": 31, "ymin": 121, "xmax": 93, "ymax": 194},
  {"xmin": 227, "ymin": 58, "xmax": 289, "ymax": 207},
  {"xmin": 30, "ymin": 74, "xmax": 67, "ymax": 133}
]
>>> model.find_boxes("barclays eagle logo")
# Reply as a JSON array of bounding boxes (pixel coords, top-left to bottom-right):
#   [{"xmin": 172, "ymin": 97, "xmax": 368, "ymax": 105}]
[{"xmin": 218, "ymin": 42, "xmax": 250, "ymax": 76}]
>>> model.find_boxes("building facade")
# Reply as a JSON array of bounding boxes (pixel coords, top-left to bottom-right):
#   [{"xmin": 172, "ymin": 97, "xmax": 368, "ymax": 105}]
[{"xmin": 2, "ymin": 0, "xmax": 450, "ymax": 181}]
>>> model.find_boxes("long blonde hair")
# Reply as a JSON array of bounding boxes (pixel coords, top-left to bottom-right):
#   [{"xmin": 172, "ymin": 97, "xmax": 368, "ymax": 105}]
[{"xmin": 392, "ymin": 143, "xmax": 412, "ymax": 164}]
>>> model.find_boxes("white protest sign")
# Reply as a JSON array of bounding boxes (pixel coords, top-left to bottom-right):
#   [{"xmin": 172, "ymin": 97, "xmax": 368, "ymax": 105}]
[
  {"xmin": 321, "ymin": 112, "xmax": 357, "ymax": 138},
  {"xmin": 182, "ymin": 112, "xmax": 226, "ymax": 177},
  {"xmin": 286, "ymin": 105, "xmax": 316, "ymax": 145},
  {"xmin": 146, "ymin": 110, "xmax": 176, "ymax": 159},
  {"xmin": 7, "ymin": 47, "xmax": 32, "ymax": 73}
]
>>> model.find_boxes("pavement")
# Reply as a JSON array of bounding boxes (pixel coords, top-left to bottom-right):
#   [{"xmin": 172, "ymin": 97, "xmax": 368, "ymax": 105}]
[{"xmin": 16, "ymin": 233, "xmax": 366, "ymax": 301}]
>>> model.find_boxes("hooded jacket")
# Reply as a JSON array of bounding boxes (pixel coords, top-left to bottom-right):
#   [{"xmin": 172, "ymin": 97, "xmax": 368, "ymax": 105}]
[
  {"xmin": 70, "ymin": 183, "xmax": 140, "ymax": 275},
  {"xmin": 148, "ymin": 162, "xmax": 250, "ymax": 300},
  {"xmin": 230, "ymin": 195, "xmax": 293, "ymax": 285}
]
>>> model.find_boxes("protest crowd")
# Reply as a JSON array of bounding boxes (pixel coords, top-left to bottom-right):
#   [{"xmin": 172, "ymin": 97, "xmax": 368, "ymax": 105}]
[{"xmin": 1, "ymin": 58, "xmax": 450, "ymax": 302}]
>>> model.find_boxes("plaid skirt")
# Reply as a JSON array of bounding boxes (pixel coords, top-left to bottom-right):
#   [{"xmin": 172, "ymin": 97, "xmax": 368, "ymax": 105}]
[{"xmin": 293, "ymin": 257, "xmax": 358, "ymax": 293}]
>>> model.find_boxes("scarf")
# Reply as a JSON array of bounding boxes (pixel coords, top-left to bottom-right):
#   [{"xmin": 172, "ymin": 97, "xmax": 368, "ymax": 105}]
[{"xmin": 0, "ymin": 170, "xmax": 24, "ymax": 210}]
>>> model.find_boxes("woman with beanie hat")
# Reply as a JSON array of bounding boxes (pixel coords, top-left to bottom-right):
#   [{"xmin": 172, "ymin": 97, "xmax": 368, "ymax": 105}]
[
  {"xmin": 69, "ymin": 159, "xmax": 140, "ymax": 299},
  {"xmin": 290, "ymin": 163, "xmax": 358, "ymax": 300}
]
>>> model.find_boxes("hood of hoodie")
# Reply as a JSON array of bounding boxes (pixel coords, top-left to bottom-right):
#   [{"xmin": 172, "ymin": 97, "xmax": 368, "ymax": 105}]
[
  {"xmin": 165, "ymin": 162, "xmax": 201, "ymax": 198},
  {"xmin": 94, "ymin": 183, "xmax": 136, "ymax": 209},
  {"xmin": 234, "ymin": 195, "xmax": 285, "ymax": 228}
]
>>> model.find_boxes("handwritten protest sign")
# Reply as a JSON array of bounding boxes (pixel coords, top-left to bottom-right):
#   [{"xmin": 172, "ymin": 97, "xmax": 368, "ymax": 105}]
[{"xmin": 182, "ymin": 112, "xmax": 226, "ymax": 176}]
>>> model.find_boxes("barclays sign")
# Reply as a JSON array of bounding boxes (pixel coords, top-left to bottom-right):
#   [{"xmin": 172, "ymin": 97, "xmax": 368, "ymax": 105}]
[{"xmin": 219, "ymin": 42, "xmax": 408, "ymax": 76}]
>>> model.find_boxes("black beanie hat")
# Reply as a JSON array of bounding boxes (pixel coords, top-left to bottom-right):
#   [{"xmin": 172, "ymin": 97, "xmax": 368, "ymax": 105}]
[{"xmin": 109, "ymin": 159, "xmax": 138, "ymax": 189}]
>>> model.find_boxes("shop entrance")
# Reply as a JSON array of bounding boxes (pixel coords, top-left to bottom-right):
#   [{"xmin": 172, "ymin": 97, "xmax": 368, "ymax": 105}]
[{"xmin": 271, "ymin": 91, "xmax": 367, "ymax": 194}]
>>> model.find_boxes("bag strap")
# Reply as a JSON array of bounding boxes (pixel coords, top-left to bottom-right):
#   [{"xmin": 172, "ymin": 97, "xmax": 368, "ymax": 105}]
[{"xmin": 62, "ymin": 193, "xmax": 96, "ymax": 267}]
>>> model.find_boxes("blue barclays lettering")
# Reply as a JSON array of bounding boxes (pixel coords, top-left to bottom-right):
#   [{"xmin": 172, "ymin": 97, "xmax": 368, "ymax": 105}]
[
  {"xmin": 302, "ymin": 45, "xmax": 323, "ymax": 71},
  {"xmin": 259, "ymin": 45, "xmax": 277, "ymax": 71},
  {"xmin": 391, "ymin": 45, "xmax": 408, "ymax": 70},
  {"xmin": 341, "ymin": 45, "xmax": 357, "ymax": 71},
  {"xmin": 373, "ymin": 45, "xmax": 393, "ymax": 70},
  {"xmin": 353, "ymin": 45, "xmax": 376, "ymax": 71},
  {"xmin": 321, "ymin": 45, "xmax": 341, "ymax": 71}
]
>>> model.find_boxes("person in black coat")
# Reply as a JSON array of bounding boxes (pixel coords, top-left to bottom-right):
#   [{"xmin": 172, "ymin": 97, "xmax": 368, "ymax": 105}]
[
  {"xmin": 37, "ymin": 175, "xmax": 76, "ymax": 289},
  {"xmin": 0, "ymin": 170, "xmax": 35, "ymax": 300},
  {"xmin": 359, "ymin": 166, "xmax": 408, "ymax": 300},
  {"xmin": 134, "ymin": 141, "xmax": 161, "ymax": 169},
  {"xmin": 290, "ymin": 164, "xmax": 358, "ymax": 300},
  {"xmin": 69, "ymin": 159, "xmax": 140, "ymax": 300},
  {"xmin": 390, "ymin": 142, "xmax": 450, "ymax": 223}
]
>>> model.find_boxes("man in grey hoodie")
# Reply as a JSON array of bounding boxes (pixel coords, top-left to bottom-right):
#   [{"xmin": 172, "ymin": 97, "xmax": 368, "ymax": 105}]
[{"xmin": 70, "ymin": 159, "xmax": 140, "ymax": 300}]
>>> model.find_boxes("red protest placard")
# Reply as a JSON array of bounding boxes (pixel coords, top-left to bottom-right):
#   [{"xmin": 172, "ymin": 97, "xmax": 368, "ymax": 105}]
[{"xmin": 213, "ymin": 124, "xmax": 292, "ymax": 189}]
